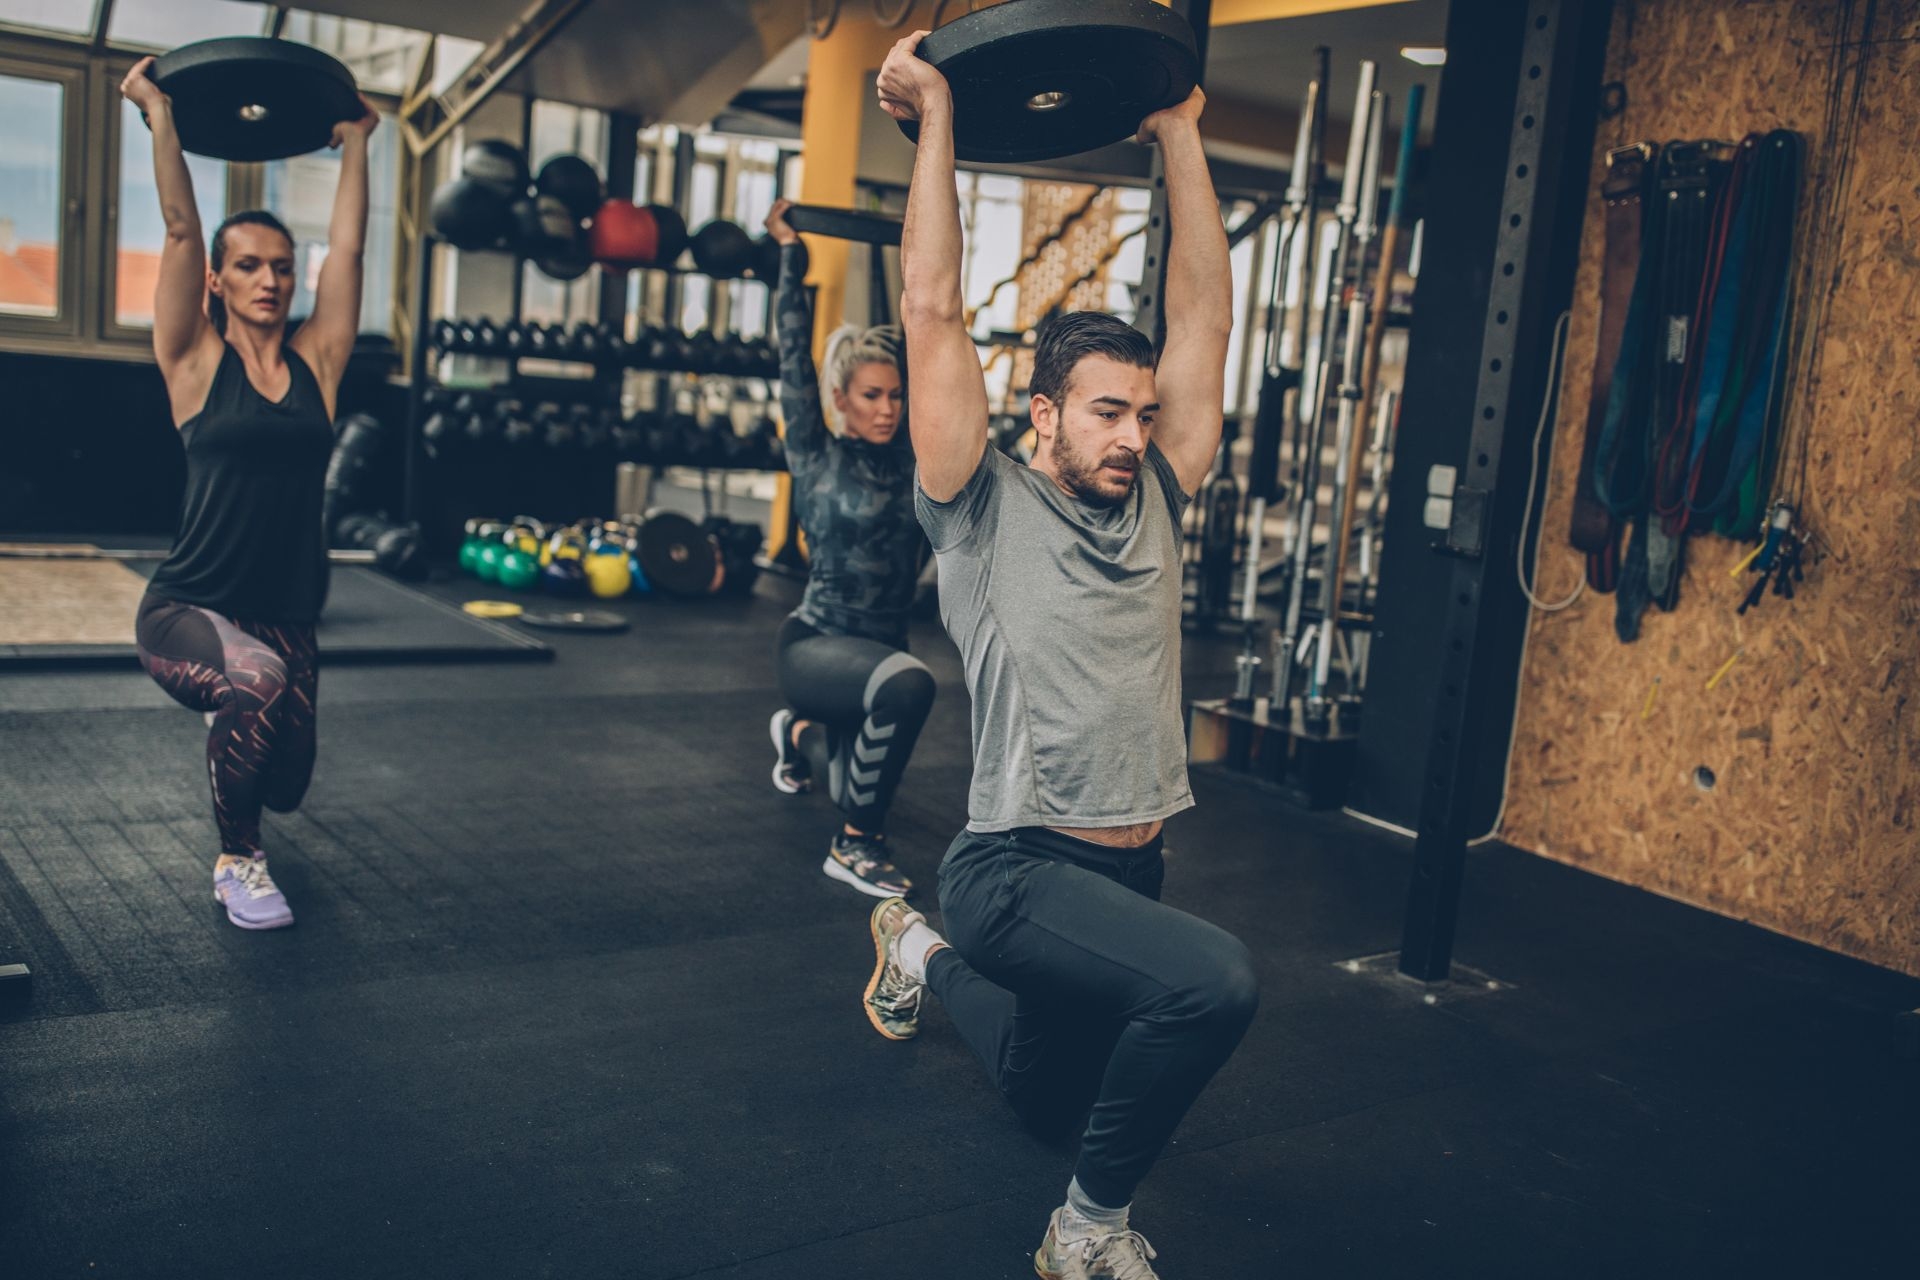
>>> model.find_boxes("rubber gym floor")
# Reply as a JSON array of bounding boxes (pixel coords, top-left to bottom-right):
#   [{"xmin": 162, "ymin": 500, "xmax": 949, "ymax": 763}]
[{"xmin": 1, "ymin": 576, "xmax": 1914, "ymax": 1279}]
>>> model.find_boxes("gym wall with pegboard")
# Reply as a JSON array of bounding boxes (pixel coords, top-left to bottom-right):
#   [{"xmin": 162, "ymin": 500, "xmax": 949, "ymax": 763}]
[{"xmin": 1503, "ymin": 0, "xmax": 1920, "ymax": 976}]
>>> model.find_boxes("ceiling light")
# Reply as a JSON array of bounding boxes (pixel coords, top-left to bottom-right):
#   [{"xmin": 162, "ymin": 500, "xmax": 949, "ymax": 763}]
[{"xmin": 1401, "ymin": 47, "xmax": 1447, "ymax": 67}]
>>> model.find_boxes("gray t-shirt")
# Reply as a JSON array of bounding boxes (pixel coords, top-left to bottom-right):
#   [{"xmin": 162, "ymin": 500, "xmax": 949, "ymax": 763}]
[{"xmin": 917, "ymin": 443, "xmax": 1196, "ymax": 833}]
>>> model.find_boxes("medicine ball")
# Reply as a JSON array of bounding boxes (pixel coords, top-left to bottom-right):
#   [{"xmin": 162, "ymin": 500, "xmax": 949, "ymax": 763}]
[
  {"xmin": 690, "ymin": 219, "xmax": 755, "ymax": 279},
  {"xmin": 752, "ymin": 232, "xmax": 804, "ymax": 283},
  {"xmin": 589, "ymin": 199, "xmax": 657, "ymax": 269},
  {"xmin": 648, "ymin": 205, "xmax": 690, "ymax": 264},
  {"xmin": 536, "ymin": 154, "xmax": 605, "ymax": 220},
  {"xmin": 462, "ymin": 139, "xmax": 529, "ymax": 196},
  {"xmin": 430, "ymin": 177, "xmax": 512, "ymax": 252},
  {"xmin": 535, "ymin": 225, "xmax": 593, "ymax": 281}
]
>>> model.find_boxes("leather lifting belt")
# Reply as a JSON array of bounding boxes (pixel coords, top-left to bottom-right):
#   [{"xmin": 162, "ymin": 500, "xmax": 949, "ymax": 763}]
[{"xmin": 1568, "ymin": 142, "xmax": 1657, "ymax": 589}]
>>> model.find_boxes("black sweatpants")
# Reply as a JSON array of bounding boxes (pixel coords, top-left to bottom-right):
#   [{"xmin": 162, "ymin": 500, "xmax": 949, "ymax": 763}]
[
  {"xmin": 929, "ymin": 826, "xmax": 1259, "ymax": 1209},
  {"xmin": 775, "ymin": 615, "xmax": 934, "ymax": 832}
]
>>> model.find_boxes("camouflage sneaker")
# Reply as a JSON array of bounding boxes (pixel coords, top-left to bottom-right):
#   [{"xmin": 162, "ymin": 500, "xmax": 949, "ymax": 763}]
[
  {"xmin": 863, "ymin": 896, "xmax": 926, "ymax": 1041},
  {"xmin": 823, "ymin": 831, "xmax": 912, "ymax": 899},
  {"xmin": 1035, "ymin": 1210, "xmax": 1161, "ymax": 1280}
]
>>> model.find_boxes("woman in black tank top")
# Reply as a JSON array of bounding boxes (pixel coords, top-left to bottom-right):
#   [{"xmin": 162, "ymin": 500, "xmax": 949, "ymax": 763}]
[{"xmin": 120, "ymin": 58, "xmax": 376, "ymax": 931}]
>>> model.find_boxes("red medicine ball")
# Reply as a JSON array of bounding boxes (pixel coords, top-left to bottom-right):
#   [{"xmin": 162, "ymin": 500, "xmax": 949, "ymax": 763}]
[{"xmin": 589, "ymin": 199, "xmax": 657, "ymax": 270}]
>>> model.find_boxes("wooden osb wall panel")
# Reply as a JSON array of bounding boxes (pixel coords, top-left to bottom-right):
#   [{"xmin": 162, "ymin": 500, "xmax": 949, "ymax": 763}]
[
  {"xmin": 1007, "ymin": 183, "xmax": 1119, "ymax": 393},
  {"xmin": 1505, "ymin": 0, "xmax": 1920, "ymax": 976}
]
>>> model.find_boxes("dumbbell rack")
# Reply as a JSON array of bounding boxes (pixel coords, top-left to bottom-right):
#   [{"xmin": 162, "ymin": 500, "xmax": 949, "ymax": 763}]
[{"xmin": 403, "ymin": 234, "xmax": 787, "ymax": 535}]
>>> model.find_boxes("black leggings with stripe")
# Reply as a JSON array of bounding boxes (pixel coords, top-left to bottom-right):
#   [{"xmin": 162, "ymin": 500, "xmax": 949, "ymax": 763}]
[
  {"xmin": 134, "ymin": 592, "xmax": 318, "ymax": 857},
  {"xmin": 775, "ymin": 615, "xmax": 935, "ymax": 832}
]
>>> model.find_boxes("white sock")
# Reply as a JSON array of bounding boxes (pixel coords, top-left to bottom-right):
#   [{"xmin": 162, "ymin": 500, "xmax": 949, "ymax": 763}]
[
  {"xmin": 1059, "ymin": 1178, "xmax": 1129, "ymax": 1240},
  {"xmin": 895, "ymin": 919, "xmax": 945, "ymax": 983}
]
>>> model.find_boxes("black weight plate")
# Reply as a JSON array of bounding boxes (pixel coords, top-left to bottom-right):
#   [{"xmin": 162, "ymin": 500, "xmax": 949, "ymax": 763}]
[
  {"xmin": 520, "ymin": 609, "xmax": 630, "ymax": 633},
  {"xmin": 151, "ymin": 37, "xmax": 363, "ymax": 163},
  {"xmin": 898, "ymin": 0, "xmax": 1197, "ymax": 164},
  {"xmin": 784, "ymin": 204, "xmax": 904, "ymax": 246},
  {"xmin": 636, "ymin": 512, "xmax": 722, "ymax": 597}
]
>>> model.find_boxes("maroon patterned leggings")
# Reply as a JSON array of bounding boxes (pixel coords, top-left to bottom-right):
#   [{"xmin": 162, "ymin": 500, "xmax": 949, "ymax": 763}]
[{"xmin": 135, "ymin": 593, "xmax": 318, "ymax": 856}]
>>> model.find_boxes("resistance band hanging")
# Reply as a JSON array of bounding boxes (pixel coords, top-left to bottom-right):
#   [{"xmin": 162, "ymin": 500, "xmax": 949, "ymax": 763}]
[{"xmin": 1681, "ymin": 130, "xmax": 1803, "ymax": 538}]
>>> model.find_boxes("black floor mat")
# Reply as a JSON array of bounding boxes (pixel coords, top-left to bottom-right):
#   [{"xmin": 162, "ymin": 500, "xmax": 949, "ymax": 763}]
[
  {"xmin": 0, "ymin": 565, "xmax": 551, "ymax": 669},
  {"xmin": 0, "ymin": 609, "xmax": 1915, "ymax": 1279}
]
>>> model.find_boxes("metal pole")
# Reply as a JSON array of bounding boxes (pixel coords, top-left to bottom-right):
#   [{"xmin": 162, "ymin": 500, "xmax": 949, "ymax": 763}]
[
  {"xmin": 404, "ymin": 234, "xmax": 436, "ymax": 525},
  {"xmin": 1275, "ymin": 59, "xmax": 1377, "ymax": 719},
  {"xmin": 1397, "ymin": 0, "xmax": 1611, "ymax": 982},
  {"xmin": 1231, "ymin": 62, "xmax": 1326, "ymax": 706},
  {"xmin": 1311, "ymin": 89, "xmax": 1389, "ymax": 717}
]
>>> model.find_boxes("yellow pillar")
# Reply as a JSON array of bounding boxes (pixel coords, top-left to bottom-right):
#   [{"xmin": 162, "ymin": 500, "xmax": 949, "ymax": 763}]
[
  {"xmin": 769, "ymin": 14, "xmax": 901, "ymax": 561},
  {"xmin": 795, "ymin": 17, "xmax": 901, "ymax": 350}
]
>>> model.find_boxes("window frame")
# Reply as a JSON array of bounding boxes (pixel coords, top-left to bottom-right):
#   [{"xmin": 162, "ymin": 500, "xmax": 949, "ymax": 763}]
[
  {"xmin": 0, "ymin": 49, "xmax": 87, "ymax": 344},
  {"xmin": 98, "ymin": 49, "xmax": 240, "ymax": 347}
]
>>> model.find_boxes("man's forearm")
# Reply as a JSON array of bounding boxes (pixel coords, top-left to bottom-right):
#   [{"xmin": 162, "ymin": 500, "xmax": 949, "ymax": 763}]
[
  {"xmin": 1160, "ymin": 124, "xmax": 1233, "ymax": 335},
  {"xmin": 901, "ymin": 102, "xmax": 963, "ymax": 322}
]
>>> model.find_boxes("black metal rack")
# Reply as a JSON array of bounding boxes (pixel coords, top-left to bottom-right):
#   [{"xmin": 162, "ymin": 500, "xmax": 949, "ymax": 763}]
[{"xmin": 401, "ymin": 235, "xmax": 782, "ymax": 524}]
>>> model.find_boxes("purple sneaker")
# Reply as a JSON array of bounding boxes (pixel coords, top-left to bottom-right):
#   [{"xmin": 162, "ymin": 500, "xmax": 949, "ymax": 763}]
[{"xmin": 213, "ymin": 857, "xmax": 294, "ymax": 930}]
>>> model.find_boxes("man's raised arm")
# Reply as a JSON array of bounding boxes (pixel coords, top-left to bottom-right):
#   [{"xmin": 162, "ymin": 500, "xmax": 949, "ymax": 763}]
[
  {"xmin": 1140, "ymin": 91, "xmax": 1234, "ymax": 497},
  {"xmin": 877, "ymin": 32, "xmax": 988, "ymax": 502}
]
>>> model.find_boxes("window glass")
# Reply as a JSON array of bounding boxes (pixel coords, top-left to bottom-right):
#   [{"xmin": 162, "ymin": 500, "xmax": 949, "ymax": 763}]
[
  {"xmin": 0, "ymin": 73, "xmax": 64, "ymax": 319},
  {"xmin": 109, "ymin": 0, "xmax": 267, "ymax": 48},
  {"xmin": 263, "ymin": 111, "xmax": 399, "ymax": 334},
  {"xmin": 679, "ymin": 163, "xmax": 720, "ymax": 331},
  {"xmin": 117, "ymin": 97, "xmax": 227, "ymax": 328},
  {"xmin": 279, "ymin": 12, "xmax": 431, "ymax": 98},
  {"xmin": 0, "ymin": 1, "xmax": 92, "ymax": 35},
  {"xmin": 729, "ymin": 166, "xmax": 776, "ymax": 336},
  {"xmin": 1223, "ymin": 223, "xmax": 1256, "ymax": 414},
  {"xmin": 431, "ymin": 37, "xmax": 483, "ymax": 96}
]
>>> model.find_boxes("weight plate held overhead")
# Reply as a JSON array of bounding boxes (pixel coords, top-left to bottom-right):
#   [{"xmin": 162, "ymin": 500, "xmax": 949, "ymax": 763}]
[
  {"xmin": 784, "ymin": 204, "xmax": 904, "ymax": 246},
  {"xmin": 897, "ymin": 0, "xmax": 1199, "ymax": 164},
  {"xmin": 149, "ymin": 37, "xmax": 363, "ymax": 163}
]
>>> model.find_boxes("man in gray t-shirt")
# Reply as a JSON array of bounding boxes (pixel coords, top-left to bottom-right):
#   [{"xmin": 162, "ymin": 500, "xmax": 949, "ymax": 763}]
[{"xmin": 857, "ymin": 31, "xmax": 1260, "ymax": 1280}]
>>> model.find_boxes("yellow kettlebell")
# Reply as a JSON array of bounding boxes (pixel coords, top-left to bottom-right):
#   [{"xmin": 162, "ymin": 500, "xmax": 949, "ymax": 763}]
[{"xmin": 583, "ymin": 549, "xmax": 632, "ymax": 599}]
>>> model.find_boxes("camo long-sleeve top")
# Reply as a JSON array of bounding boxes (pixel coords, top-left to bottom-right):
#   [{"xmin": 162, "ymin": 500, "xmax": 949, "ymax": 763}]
[{"xmin": 775, "ymin": 243, "xmax": 924, "ymax": 649}]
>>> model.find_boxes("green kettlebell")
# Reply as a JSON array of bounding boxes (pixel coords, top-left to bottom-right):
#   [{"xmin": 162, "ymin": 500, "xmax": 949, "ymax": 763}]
[
  {"xmin": 475, "ymin": 541, "xmax": 505, "ymax": 583},
  {"xmin": 498, "ymin": 548, "xmax": 541, "ymax": 591}
]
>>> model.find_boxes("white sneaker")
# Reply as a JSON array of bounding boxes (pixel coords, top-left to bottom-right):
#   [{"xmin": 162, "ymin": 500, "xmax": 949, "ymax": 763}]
[{"xmin": 1034, "ymin": 1208, "xmax": 1160, "ymax": 1280}]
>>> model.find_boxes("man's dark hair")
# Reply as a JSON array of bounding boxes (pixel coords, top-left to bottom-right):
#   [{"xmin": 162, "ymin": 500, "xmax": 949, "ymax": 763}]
[
  {"xmin": 207, "ymin": 210, "xmax": 295, "ymax": 334},
  {"xmin": 1029, "ymin": 311, "xmax": 1155, "ymax": 408}
]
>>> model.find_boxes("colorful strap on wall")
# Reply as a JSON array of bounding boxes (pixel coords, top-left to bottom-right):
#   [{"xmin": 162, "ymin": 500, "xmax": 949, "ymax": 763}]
[{"xmin": 1572, "ymin": 130, "xmax": 1802, "ymax": 643}]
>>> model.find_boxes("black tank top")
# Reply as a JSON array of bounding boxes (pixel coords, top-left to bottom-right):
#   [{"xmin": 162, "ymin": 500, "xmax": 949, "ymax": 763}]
[{"xmin": 148, "ymin": 345, "xmax": 334, "ymax": 624}]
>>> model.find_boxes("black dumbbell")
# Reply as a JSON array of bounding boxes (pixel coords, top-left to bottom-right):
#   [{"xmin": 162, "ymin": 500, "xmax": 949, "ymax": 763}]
[
  {"xmin": 610, "ymin": 412, "xmax": 646, "ymax": 462},
  {"xmin": 526, "ymin": 323, "xmax": 553, "ymax": 357},
  {"xmin": 536, "ymin": 403, "xmax": 574, "ymax": 451},
  {"xmin": 475, "ymin": 317, "xmax": 502, "ymax": 354},
  {"xmin": 641, "ymin": 327, "xmax": 671, "ymax": 367},
  {"xmin": 502, "ymin": 402, "xmax": 536, "ymax": 448},
  {"xmin": 569, "ymin": 323, "xmax": 598, "ymax": 360},
  {"xmin": 753, "ymin": 337, "xmax": 780, "ymax": 378},
  {"xmin": 575, "ymin": 405, "xmax": 609, "ymax": 454},
  {"xmin": 431, "ymin": 319, "xmax": 456, "ymax": 351},
  {"xmin": 454, "ymin": 318, "xmax": 480, "ymax": 350},
  {"xmin": 686, "ymin": 330, "xmax": 717, "ymax": 372},
  {"xmin": 504, "ymin": 320, "xmax": 529, "ymax": 356}
]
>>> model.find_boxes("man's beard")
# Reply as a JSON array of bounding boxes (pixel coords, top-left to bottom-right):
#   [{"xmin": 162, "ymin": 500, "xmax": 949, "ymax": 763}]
[{"xmin": 1054, "ymin": 427, "xmax": 1140, "ymax": 508}]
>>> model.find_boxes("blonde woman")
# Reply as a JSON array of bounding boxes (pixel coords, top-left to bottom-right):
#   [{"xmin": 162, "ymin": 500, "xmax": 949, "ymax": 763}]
[{"xmin": 763, "ymin": 198, "xmax": 936, "ymax": 898}]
